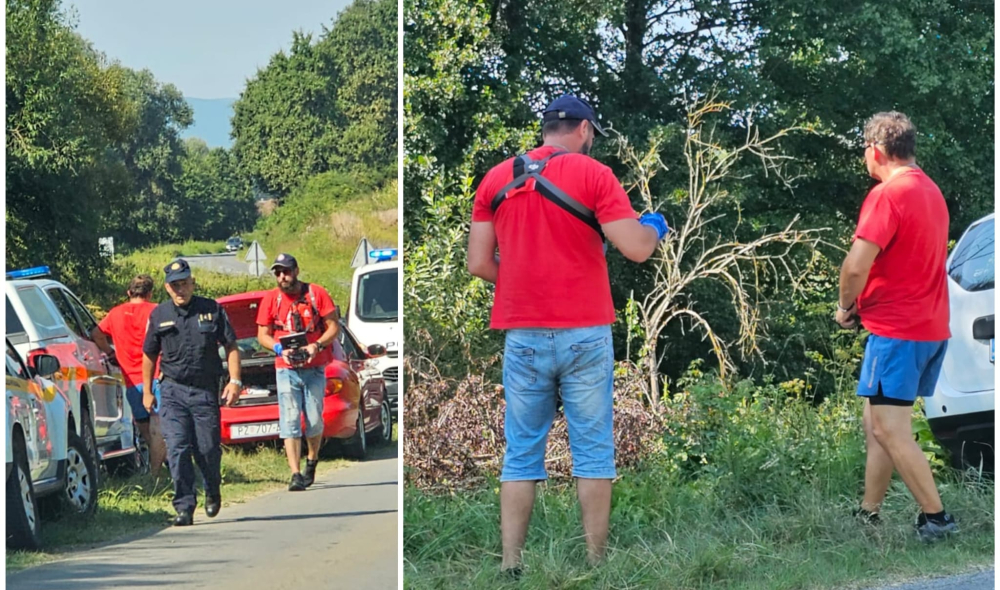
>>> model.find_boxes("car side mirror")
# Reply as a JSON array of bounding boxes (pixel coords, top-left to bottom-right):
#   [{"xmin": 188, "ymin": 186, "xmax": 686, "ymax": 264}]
[
  {"xmin": 32, "ymin": 354, "xmax": 61, "ymax": 378},
  {"xmin": 367, "ymin": 344, "xmax": 387, "ymax": 357},
  {"xmin": 973, "ymin": 315, "xmax": 994, "ymax": 340}
]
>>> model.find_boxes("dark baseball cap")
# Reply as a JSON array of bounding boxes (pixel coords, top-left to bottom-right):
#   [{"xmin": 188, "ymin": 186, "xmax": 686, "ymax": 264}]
[
  {"xmin": 163, "ymin": 258, "xmax": 192, "ymax": 283},
  {"xmin": 542, "ymin": 95, "xmax": 608, "ymax": 136},
  {"xmin": 270, "ymin": 253, "xmax": 298, "ymax": 271}
]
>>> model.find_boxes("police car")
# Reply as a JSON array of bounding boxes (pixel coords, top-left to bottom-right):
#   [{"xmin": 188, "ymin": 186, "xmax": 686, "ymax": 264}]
[
  {"xmin": 925, "ymin": 213, "xmax": 995, "ymax": 469},
  {"xmin": 6, "ymin": 339, "xmax": 98, "ymax": 549},
  {"xmin": 6, "ymin": 266, "xmax": 138, "ymax": 477},
  {"xmin": 347, "ymin": 249, "xmax": 400, "ymax": 413}
]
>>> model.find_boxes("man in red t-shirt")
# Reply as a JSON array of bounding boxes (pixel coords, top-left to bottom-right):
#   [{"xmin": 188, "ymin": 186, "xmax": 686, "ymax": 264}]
[
  {"xmin": 468, "ymin": 95, "xmax": 669, "ymax": 571},
  {"xmin": 836, "ymin": 111, "xmax": 956, "ymax": 541},
  {"xmin": 255, "ymin": 253, "xmax": 339, "ymax": 491},
  {"xmin": 91, "ymin": 275, "xmax": 167, "ymax": 476}
]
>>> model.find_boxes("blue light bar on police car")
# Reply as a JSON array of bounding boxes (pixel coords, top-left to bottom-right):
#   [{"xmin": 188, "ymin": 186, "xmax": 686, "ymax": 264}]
[
  {"xmin": 369, "ymin": 249, "xmax": 398, "ymax": 262},
  {"xmin": 6, "ymin": 266, "xmax": 52, "ymax": 280}
]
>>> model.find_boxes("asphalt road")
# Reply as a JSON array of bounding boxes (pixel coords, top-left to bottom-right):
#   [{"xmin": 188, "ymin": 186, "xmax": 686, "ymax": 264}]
[
  {"xmin": 862, "ymin": 569, "xmax": 995, "ymax": 590},
  {"xmin": 185, "ymin": 252, "xmax": 256, "ymax": 276},
  {"xmin": 7, "ymin": 454, "xmax": 399, "ymax": 590}
]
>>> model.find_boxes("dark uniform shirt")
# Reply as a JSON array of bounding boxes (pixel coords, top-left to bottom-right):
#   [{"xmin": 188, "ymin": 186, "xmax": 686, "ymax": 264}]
[{"xmin": 143, "ymin": 295, "xmax": 237, "ymax": 389}]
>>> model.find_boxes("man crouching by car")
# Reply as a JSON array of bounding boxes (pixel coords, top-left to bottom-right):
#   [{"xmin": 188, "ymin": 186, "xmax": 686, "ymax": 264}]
[{"xmin": 256, "ymin": 253, "xmax": 340, "ymax": 491}]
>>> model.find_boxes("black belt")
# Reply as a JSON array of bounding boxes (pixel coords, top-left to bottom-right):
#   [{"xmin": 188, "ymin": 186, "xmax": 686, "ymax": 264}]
[{"xmin": 162, "ymin": 375, "xmax": 218, "ymax": 391}]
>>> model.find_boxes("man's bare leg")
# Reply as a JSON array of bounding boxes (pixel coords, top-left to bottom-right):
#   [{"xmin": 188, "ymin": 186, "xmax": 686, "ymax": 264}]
[
  {"xmin": 306, "ymin": 434, "xmax": 322, "ymax": 461},
  {"xmin": 861, "ymin": 400, "xmax": 894, "ymax": 512},
  {"xmin": 501, "ymin": 481, "xmax": 537, "ymax": 570},
  {"xmin": 577, "ymin": 478, "xmax": 612, "ymax": 565},
  {"xmin": 870, "ymin": 404, "xmax": 944, "ymax": 513},
  {"xmin": 284, "ymin": 437, "xmax": 302, "ymax": 474}
]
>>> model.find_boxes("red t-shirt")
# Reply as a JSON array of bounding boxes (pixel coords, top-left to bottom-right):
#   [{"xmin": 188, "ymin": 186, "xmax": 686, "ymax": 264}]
[
  {"xmin": 472, "ymin": 146, "xmax": 638, "ymax": 329},
  {"xmin": 255, "ymin": 284, "xmax": 337, "ymax": 369},
  {"xmin": 854, "ymin": 168, "xmax": 950, "ymax": 341},
  {"xmin": 98, "ymin": 301, "xmax": 157, "ymax": 388}
]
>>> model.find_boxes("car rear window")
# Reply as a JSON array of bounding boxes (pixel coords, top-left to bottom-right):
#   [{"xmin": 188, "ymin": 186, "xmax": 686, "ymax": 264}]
[{"xmin": 948, "ymin": 218, "xmax": 995, "ymax": 292}]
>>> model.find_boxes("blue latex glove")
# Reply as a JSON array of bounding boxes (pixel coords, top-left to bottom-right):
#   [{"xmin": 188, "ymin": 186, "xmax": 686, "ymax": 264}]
[{"xmin": 639, "ymin": 213, "xmax": 670, "ymax": 241}]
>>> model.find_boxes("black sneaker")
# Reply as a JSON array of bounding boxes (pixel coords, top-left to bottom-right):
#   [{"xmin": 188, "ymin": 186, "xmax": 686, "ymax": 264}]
[
  {"xmin": 288, "ymin": 472, "xmax": 307, "ymax": 492},
  {"xmin": 303, "ymin": 459, "xmax": 319, "ymax": 488},
  {"xmin": 501, "ymin": 566, "xmax": 523, "ymax": 580},
  {"xmin": 915, "ymin": 512, "xmax": 957, "ymax": 542},
  {"xmin": 853, "ymin": 507, "xmax": 881, "ymax": 526}
]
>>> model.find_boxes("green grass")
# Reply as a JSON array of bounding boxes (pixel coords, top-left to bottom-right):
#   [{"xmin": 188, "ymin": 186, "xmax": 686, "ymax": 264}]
[
  {"xmin": 108, "ymin": 180, "xmax": 397, "ymax": 308},
  {"xmin": 6, "ymin": 445, "xmax": 347, "ymax": 573},
  {"xmin": 403, "ymin": 469, "xmax": 994, "ymax": 589}
]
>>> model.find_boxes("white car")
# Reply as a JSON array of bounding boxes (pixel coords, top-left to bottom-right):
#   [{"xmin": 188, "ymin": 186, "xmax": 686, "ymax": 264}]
[
  {"xmin": 347, "ymin": 252, "xmax": 400, "ymax": 413},
  {"xmin": 6, "ymin": 339, "xmax": 98, "ymax": 549},
  {"xmin": 6, "ymin": 267, "xmax": 138, "ymax": 475},
  {"xmin": 925, "ymin": 213, "xmax": 994, "ymax": 469}
]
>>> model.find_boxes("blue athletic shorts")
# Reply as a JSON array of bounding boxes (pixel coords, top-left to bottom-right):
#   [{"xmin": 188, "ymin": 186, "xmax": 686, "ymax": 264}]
[
  {"xmin": 857, "ymin": 334, "xmax": 948, "ymax": 403},
  {"xmin": 500, "ymin": 325, "xmax": 616, "ymax": 482},
  {"xmin": 126, "ymin": 380, "xmax": 162, "ymax": 422}
]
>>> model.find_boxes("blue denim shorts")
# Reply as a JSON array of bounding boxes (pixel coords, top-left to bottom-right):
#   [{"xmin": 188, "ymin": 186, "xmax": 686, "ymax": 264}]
[
  {"xmin": 857, "ymin": 334, "xmax": 949, "ymax": 402},
  {"xmin": 501, "ymin": 325, "xmax": 616, "ymax": 482},
  {"xmin": 126, "ymin": 380, "xmax": 161, "ymax": 422},
  {"xmin": 276, "ymin": 368, "xmax": 326, "ymax": 439}
]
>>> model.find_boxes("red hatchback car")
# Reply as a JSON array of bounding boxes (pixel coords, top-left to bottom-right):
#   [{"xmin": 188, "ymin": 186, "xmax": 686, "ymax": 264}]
[{"xmin": 217, "ymin": 291, "xmax": 393, "ymax": 459}]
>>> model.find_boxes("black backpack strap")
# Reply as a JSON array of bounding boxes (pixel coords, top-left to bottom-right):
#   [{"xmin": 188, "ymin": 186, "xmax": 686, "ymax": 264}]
[
  {"xmin": 489, "ymin": 151, "xmax": 605, "ymax": 241},
  {"xmin": 490, "ymin": 153, "xmax": 562, "ymax": 212}
]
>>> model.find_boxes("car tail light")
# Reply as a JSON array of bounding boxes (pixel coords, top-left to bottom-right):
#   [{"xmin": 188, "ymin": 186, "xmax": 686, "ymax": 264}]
[{"xmin": 326, "ymin": 377, "xmax": 344, "ymax": 396}]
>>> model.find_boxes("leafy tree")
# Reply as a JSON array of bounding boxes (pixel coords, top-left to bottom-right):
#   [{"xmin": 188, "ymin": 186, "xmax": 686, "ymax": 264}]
[
  {"xmin": 102, "ymin": 67, "xmax": 194, "ymax": 248},
  {"xmin": 176, "ymin": 138, "xmax": 257, "ymax": 241},
  {"xmin": 232, "ymin": 0, "xmax": 398, "ymax": 199},
  {"xmin": 6, "ymin": 0, "xmax": 133, "ymax": 277}
]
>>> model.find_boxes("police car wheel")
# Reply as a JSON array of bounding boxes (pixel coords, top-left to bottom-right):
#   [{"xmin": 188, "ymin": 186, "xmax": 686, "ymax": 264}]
[
  {"xmin": 61, "ymin": 431, "xmax": 98, "ymax": 517},
  {"xmin": 6, "ymin": 434, "xmax": 42, "ymax": 550}
]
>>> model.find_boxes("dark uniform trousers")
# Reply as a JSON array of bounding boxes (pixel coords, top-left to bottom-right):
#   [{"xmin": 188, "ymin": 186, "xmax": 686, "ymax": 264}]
[{"xmin": 159, "ymin": 379, "xmax": 222, "ymax": 513}]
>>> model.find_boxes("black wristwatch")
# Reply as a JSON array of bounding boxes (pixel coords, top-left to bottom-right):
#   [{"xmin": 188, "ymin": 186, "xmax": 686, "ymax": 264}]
[{"xmin": 316, "ymin": 341, "xmax": 326, "ymax": 351}]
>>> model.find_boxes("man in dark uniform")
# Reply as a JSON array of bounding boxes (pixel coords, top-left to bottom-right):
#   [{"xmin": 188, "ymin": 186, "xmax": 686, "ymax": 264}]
[{"xmin": 142, "ymin": 258, "xmax": 242, "ymax": 526}]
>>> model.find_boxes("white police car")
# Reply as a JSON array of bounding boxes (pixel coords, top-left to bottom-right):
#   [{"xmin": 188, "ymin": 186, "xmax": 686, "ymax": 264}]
[
  {"xmin": 347, "ymin": 249, "xmax": 399, "ymax": 413},
  {"xmin": 925, "ymin": 213, "xmax": 995, "ymax": 469}
]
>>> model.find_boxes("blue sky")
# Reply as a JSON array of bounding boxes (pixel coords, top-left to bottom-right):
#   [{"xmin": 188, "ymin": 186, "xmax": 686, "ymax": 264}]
[{"xmin": 66, "ymin": 0, "xmax": 353, "ymax": 99}]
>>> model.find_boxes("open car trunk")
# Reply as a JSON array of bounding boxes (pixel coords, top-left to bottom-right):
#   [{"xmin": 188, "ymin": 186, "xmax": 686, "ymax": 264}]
[{"xmin": 219, "ymin": 291, "xmax": 280, "ymax": 407}]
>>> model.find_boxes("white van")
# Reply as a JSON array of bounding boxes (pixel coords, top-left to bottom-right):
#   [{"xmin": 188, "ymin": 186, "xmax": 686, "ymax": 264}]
[{"xmin": 347, "ymin": 251, "xmax": 400, "ymax": 413}]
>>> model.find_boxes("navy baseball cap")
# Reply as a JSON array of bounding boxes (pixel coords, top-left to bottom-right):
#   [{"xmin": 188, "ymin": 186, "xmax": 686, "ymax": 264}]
[
  {"xmin": 270, "ymin": 253, "xmax": 298, "ymax": 271},
  {"xmin": 163, "ymin": 258, "xmax": 192, "ymax": 283},
  {"xmin": 542, "ymin": 95, "xmax": 608, "ymax": 136}
]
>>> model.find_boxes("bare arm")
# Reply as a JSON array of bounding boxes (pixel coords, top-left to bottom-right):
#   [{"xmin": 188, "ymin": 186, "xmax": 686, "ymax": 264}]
[
  {"xmin": 317, "ymin": 315, "xmax": 339, "ymax": 349},
  {"xmin": 602, "ymin": 218, "xmax": 660, "ymax": 262},
  {"xmin": 91, "ymin": 327, "xmax": 113, "ymax": 356},
  {"xmin": 257, "ymin": 324, "xmax": 277, "ymax": 352},
  {"xmin": 224, "ymin": 343, "xmax": 241, "ymax": 382},
  {"xmin": 468, "ymin": 221, "xmax": 500, "ymax": 284},
  {"xmin": 839, "ymin": 238, "xmax": 881, "ymax": 308}
]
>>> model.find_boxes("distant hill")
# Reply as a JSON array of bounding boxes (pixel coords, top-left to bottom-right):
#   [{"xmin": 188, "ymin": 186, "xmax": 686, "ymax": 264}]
[{"xmin": 182, "ymin": 98, "xmax": 235, "ymax": 148}]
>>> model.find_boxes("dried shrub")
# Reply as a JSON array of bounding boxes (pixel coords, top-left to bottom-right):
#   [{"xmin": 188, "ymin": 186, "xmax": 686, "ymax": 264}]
[{"xmin": 404, "ymin": 361, "xmax": 665, "ymax": 492}]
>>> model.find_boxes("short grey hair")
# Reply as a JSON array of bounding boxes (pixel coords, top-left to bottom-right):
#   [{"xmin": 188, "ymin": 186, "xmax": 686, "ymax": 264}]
[{"xmin": 864, "ymin": 112, "xmax": 917, "ymax": 160}]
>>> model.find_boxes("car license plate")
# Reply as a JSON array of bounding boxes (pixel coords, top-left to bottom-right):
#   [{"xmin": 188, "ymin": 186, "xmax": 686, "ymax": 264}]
[{"xmin": 231, "ymin": 422, "xmax": 279, "ymax": 440}]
